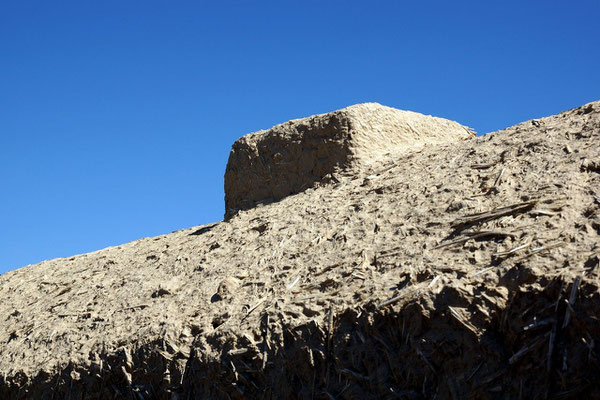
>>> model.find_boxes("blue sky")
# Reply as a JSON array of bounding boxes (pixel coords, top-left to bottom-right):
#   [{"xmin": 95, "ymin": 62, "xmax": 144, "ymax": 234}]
[{"xmin": 1, "ymin": 1, "xmax": 598, "ymax": 273}]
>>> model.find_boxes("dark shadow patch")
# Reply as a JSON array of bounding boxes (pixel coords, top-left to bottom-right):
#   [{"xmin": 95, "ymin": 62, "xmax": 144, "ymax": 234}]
[{"xmin": 189, "ymin": 224, "xmax": 217, "ymax": 236}]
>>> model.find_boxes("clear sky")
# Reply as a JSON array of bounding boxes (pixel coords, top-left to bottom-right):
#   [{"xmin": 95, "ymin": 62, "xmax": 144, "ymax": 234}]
[{"xmin": 1, "ymin": 1, "xmax": 598, "ymax": 274}]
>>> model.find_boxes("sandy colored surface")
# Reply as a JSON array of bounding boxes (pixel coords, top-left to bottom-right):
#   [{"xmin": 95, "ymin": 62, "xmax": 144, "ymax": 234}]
[
  {"xmin": 0, "ymin": 101, "xmax": 599, "ymax": 399},
  {"xmin": 224, "ymin": 103, "xmax": 474, "ymax": 218}
]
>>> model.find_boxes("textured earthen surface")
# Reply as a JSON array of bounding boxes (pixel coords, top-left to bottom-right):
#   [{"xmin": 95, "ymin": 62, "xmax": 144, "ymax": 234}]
[
  {"xmin": 0, "ymin": 101, "xmax": 599, "ymax": 399},
  {"xmin": 224, "ymin": 103, "xmax": 474, "ymax": 218}
]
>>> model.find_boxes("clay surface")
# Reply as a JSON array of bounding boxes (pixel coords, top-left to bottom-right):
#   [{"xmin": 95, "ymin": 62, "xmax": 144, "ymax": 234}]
[
  {"xmin": 224, "ymin": 103, "xmax": 474, "ymax": 218},
  {"xmin": 0, "ymin": 101, "xmax": 599, "ymax": 399}
]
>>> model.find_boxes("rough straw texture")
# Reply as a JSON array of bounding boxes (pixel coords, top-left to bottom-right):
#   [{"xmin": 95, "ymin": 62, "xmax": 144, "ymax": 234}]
[
  {"xmin": 224, "ymin": 103, "xmax": 474, "ymax": 218},
  {"xmin": 1, "ymin": 101, "xmax": 599, "ymax": 399}
]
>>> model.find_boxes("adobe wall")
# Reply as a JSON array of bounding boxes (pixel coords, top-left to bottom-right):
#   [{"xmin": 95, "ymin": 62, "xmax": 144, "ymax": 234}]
[{"xmin": 224, "ymin": 103, "xmax": 474, "ymax": 218}]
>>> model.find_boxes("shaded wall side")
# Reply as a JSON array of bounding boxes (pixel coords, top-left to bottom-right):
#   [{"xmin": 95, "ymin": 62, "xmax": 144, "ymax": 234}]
[{"xmin": 224, "ymin": 113, "xmax": 353, "ymax": 218}]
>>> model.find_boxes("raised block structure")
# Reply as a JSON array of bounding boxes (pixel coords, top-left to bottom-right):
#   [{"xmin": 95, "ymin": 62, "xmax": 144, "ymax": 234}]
[{"xmin": 224, "ymin": 103, "xmax": 474, "ymax": 218}]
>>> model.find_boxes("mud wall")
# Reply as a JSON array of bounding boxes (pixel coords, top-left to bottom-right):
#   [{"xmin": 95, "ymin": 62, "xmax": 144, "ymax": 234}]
[{"xmin": 223, "ymin": 103, "xmax": 474, "ymax": 219}]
